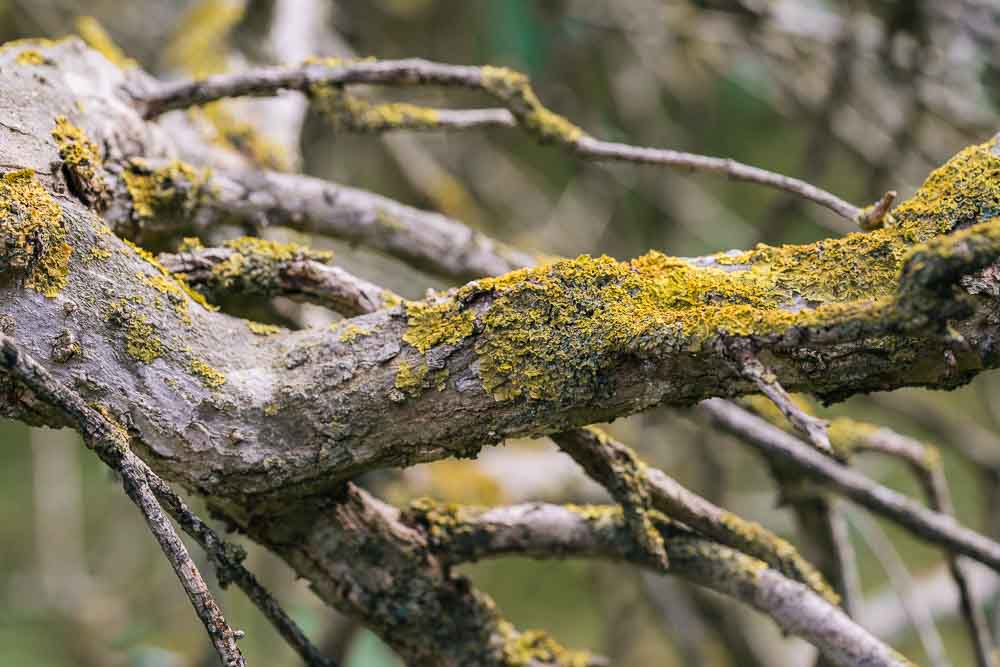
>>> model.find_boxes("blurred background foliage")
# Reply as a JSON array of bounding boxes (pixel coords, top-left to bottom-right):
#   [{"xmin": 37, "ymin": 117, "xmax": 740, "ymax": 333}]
[{"xmin": 1, "ymin": 0, "xmax": 1000, "ymax": 665}]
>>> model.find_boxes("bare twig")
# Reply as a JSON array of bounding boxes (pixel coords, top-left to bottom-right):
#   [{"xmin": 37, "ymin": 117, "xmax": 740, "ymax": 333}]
[
  {"xmin": 857, "ymin": 190, "xmax": 898, "ymax": 230},
  {"xmin": 845, "ymin": 426, "xmax": 993, "ymax": 667},
  {"xmin": 700, "ymin": 398, "xmax": 1000, "ymax": 573},
  {"xmin": 0, "ymin": 335, "xmax": 336, "ymax": 667},
  {"xmin": 849, "ymin": 509, "xmax": 952, "ymax": 667},
  {"xmin": 132, "ymin": 58, "xmax": 869, "ymax": 223},
  {"xmin": 0, "ymin": 335, "xmax": 246, "ymax": 667},
  {"xmin": 723, "ymin": 340, "xmax": 833, "ymax": 454}
]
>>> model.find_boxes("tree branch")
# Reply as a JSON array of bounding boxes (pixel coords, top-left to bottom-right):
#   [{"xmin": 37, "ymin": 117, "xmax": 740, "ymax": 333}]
[
  {"xmin": 403, "ymin": 500, "xmax": 911, "ymax": 667},
  {"xmin": 131, "ymin": 58, "xmax": 877, "ymax": 224}
]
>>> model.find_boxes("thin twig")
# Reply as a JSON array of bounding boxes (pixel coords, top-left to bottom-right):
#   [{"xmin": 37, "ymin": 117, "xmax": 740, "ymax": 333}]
[
  {"xmin": 743, "ymin": 394, "xmax": 995, "ymax": 665},
  {"xmin": 723, "ymin": 340, "xmax": 833, "ymax": 454},
  {"xmin": 0, "ymin": 335, "xmax": 337, "ymax": 667},
  {"xmin": 849, "ymin": 509, "xmax": 952, "ymax": 667},
  {"xmin": 857, "ymin": 190, "xmax": 897, "ymax": 230},
  {"xmin": 551, "ymin": 428, "xmax": 838, "ymax": 603},
  {"xmin": 700, "ymin": 397, "xmax": 1000, "ymax": 573},
  {"xmin": 849, "ymin": 426, "xmax": 994, "ymax": 667},
  {"xmin": 133, "ymin": 58, "xmax": 869, "ymax": 223},
  {"xmin": 0, "ymin": 335, "xmax": 246, "ymax": 667}
]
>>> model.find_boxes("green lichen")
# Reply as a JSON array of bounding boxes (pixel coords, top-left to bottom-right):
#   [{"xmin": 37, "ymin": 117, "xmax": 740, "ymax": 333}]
[
  {"xmin": 480, "ymin": 65, "xmax": 584, "ymax": 143},
  {"xmin": 393, "ymin": 138, "xmax": 1000, "ymax": 402},
  {"xmin": 75, "ymin": 16, "xmax": 136, "ymax": 68},
  {"xmin": 247, "ymin": 321, "xmax": 282, "ymax": 336},
  {"xmin": 190, "ymin": 358, "xmax": 226, "ymax": 388},
  {"xmin": 402, "ymin": 300, "xmax": 476, "ymax": 354},
  {"xmin": 123, "ymin": 159, "xmax": 209, "ymax": 222},
  {"xmin": 0, "ymin": 169, "xmax": 70, "ymax": 297}
]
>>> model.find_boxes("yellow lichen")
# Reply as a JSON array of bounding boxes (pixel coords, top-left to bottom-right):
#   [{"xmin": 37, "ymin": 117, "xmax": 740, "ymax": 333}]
[
  {"xmin": 123, "ymin": 238, "xmax": 216, "ymax": 313},
  {"xmin": 338, "ymin": 323, "xmax": 370, "ymax": 343},
  {"xmin": 424, "ymin": 460, "xmax": 504, "ymax": 505},
  {"xmin": 178, "ymin": 237, "xmax": 204, "ymax": 252},
  {"xmin": 74, "ymin": 16, "xmax": 136, "ymax": 68},
  {"xmin": 88, "ymin": 245, "xmax": 111, "ymax": 261},
  {"xmin": 402, "ymin": 300, "xmax": 476, "ymax": 353},
  {"xmin": 394, "ymin": 359, "xmax": 429, "ymax": 396},
  {"xmin": 204, "ymin": 236, "xmax": 333, "ymax": 295},
  {"xmin": 0, "ymin": 169, "xmax": 70, "ymax": 297},
  {"xmin": 125, "ymin": 315, "xmax": 163, "ymax": 362},
  {"xmin": 247, "ymin": 321, "xmax": 282, "ymax": 336},
  {"xmin": 190, "ymin": 358, "xmax": 226, "ymax": 388},
  {"xmin": 395, "ymin": 138, "xmax": 1000, "ymax": 402},
  {"xmin": 123, "ymin": 159, "xmax": 208, "ymax": 222},
  {"xmin": 310, "ymin": 85, "xmax": 442, "ymax": 133},
  {"xmin": 52, "ymin": 116, "xmax": 107, "ymax": 207},
  {"xmin": 480, "ymin": 65, "xmax": 584, "ymax": 143},
  {"xmin": 15, "ymin": 50, "xmax": 48, "ymax": 65},
  {"xmin": 500, "ymin": 624, "xmax": 591, "ymax": 667}
]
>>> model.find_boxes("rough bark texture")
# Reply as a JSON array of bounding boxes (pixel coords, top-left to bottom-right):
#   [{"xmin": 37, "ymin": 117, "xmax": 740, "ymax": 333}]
[{"xmin": 3, "ymin": 38, "xmax": 1000, "ymax": 666}]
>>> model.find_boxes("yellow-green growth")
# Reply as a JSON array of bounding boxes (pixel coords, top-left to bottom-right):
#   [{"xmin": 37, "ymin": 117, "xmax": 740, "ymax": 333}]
[
  {"xmin": 0, "ymin": 38, "xmax": 69, "ymax": 55},
  {"xmin": 0, "ymin": 169, "xmax": 69, "ymax": 297},
  {"xmin": 310, "ymin": 85, "xmax": 442, "ymax": 133},
  {"xmin": 75, "ymin": 16, "xmax": 136, "ymax": 68},
  {"xmin": 827, "ymin": 418, "xmax": 880, "ymax": 459},
  {"xmin": 15, "ymin": 50, "xmax": 48, "ymax": 65},
  {"xmin": 190, "ymin": 358, "xmax": 226, "ymax": 388},
  {"xmin": 402, "ymin": 300, "xmax": 476, "ymax": 353},
  {"xmin": 480, "ymin": 65, "xmax": 584, "ymax": 143},
  {"xmin": 247, "ymin": 321, "xmax": 282, "ymax": 336},
  {"xmin": 338, "ymin": 323, "xmax": 370, "ymax": 343},
  {"xmin": 196, "ymin": 102, "xmax": 291, "ymax": 171},
  {"xmin": 123, "ymin": 159, "xmax": 208, "ymax": 222},
  {"xmin": 123, "ymin": 238, "xmax": 216, "ymax": 312},
  {"xmin": 499, "ymin": 623, "xmax": 591, "ymax": 667},
  {"xmin": 394, "ymin": 359, "xmax": 429, "ymax": 396},
  {"xmin": 163, "ymin": 0, "xmax": 244, "ymax": 76},
  {"xmin": 88, "ymin": 245, "xmax": 112, "ymax": 261},
  {"xmin": 126, "ymin": 315, "xmax": 163, "ymax": 362},
  {"xmin": 418, "ymin": 138, "xmax": 1000, "ymax": 402},
  {"xmin": 52, "ymin": 116, "xmax": 107, "ymax": 206},
  {"xmin": 207, "ymin": 236, "xmax": 333, "ymax": 295}
]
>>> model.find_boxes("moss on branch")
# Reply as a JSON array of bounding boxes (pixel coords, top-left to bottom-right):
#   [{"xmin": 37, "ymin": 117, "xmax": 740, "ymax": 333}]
[{"xmin": 393, "ymin": 138, "xmax": 1000, "ymax": 402}]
